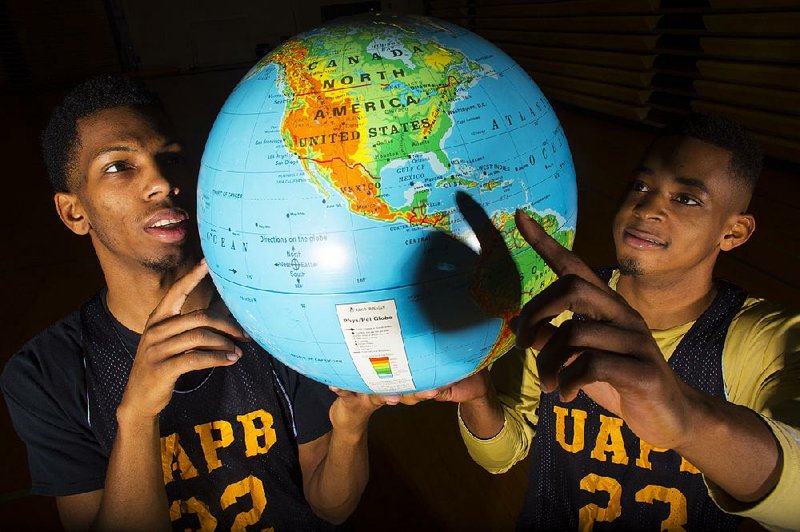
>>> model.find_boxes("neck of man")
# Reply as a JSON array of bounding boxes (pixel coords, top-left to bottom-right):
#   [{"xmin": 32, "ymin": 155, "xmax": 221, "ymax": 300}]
[
  {"xmin": 101, "ymin": 255, "xmax": 214, "ymax": 334},
  {"xmin": 615, "ymin": 263, "xmax": 718, "ymax": 331}
]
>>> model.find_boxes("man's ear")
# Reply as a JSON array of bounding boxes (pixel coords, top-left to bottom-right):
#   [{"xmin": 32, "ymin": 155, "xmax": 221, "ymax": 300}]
[
  {"xmin": 54, "ymin": 192, "xmax": 90, "ymax": 235},
  {"xmin": 720, "ymin": 213, "xmax": 755, "ymax": 252}
]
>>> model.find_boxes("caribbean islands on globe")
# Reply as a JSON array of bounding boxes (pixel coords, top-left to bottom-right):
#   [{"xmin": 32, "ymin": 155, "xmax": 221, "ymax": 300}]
[{"xmin": 198, "ymin": 14, "xmax": 577, "ymax": 394}]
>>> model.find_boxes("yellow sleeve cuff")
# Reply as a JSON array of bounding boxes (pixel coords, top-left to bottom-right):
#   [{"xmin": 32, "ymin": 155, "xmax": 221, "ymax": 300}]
[
  {"xmin": 457, "ymin": 403, "xmax": 533, "ymax": 474},
  {"xmin": 706, "ymin": 417, "xmax": 800, "ymax": 531}
]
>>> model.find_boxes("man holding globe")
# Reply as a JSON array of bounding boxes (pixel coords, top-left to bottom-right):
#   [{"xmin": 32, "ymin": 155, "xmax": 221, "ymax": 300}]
[
  {"xmin": 431, "ymin": 115, "xmax": 800, "ymax": 530},
  {"xmin": 1, "ymin": 76, "xmax": 393, "ymax": 530}
]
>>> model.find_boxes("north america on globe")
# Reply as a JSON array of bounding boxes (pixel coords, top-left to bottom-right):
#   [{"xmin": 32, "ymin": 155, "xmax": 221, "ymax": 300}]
[{"xmin": 198, "ymin": 14, "xmax": 578, "ymax": 394}]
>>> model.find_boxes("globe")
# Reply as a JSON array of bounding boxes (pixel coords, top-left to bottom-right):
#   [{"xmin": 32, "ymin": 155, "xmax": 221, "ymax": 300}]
[{"xmin": 198, "ymin": 14, "xmax": 577, "ymax": 394}]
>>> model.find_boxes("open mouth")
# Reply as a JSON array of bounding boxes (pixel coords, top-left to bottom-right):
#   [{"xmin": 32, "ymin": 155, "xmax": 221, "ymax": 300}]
[
  {"xmin": 144, "ymin": 210, "xmax": 190, "ymax": 243},
  {"xmin": 623, "ymin": 228, "xmax": 666, "ymax": 249},
  {"xmin": 149, "ymin": 217, "xmax": 186, "ymax": 228}
]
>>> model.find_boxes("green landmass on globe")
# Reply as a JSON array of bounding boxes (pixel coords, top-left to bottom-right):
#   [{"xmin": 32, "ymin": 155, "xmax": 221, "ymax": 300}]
[{"xmin": 198, "ymin": 14, "xmax": 578, "ymax": 393}]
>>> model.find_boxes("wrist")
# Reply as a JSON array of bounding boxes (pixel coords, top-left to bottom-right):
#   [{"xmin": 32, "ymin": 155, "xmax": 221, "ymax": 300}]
[
  {"xmin": 459, "ymin": 392, "xmax": 505, "ymax": 440},
  {"xmin": 461, "ymin": 391, "xmax": 496, "ymax": 410},
  {"xmin": 460, "ymin": 372, "xmax": 498, "ymax": 409},
  {"xmin": 667, "ymin": 391, "xmax": 782, "ymax": 503},
  {"xmin": 116, "ymin": 400, "xmax": 160, "ymax": 432},
  {"xmin": 331, "ymin": 419, "xmax": 369, "ymax": 444},
  {"xmin": 668, "ymin": 382, "xmax": 715, "ymax": 453},
  {"xmin": 329, "ymin": 399, "xmax": 373, "ymax": 438}
]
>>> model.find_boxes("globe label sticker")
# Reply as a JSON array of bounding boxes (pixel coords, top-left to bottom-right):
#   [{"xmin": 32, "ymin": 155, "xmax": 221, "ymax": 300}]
[{"xmin": 336, "ymin": 299, "xmax": 416, "ymax": 393}]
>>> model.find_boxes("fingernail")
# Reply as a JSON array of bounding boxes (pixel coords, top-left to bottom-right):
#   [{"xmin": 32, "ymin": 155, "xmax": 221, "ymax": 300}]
[
  {"xmin": 385, "ymin": 394, "xmax": 401, "ymax": 405},
  {"xmin": 226, "ymin": 352, "xmax": 240, "ymax": 362}
]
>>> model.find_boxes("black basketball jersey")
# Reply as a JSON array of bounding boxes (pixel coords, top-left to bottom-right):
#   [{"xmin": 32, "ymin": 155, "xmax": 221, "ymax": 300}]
[
  {"xmin": 518, "ymin": 269, "xmax": 747, "ymax": 531},
  {"xmin": 80, "ymin": 293, "xmax": 335, "ymax": 531}
]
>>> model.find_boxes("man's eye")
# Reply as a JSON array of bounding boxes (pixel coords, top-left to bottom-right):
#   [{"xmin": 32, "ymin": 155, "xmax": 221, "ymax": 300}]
[
  {"xmin": 164, "ymin": 153, "xmax": 185, "ymax": 165},
  {"xmin": 630, "ymin": 180, "xmax": 648, "ymax": 192},
  {"xmin": 105, "ymin": 161, "xmax": 132, "ymax": 173},
  {"xmin": 674, "ymin": 194, "xmax": 700, "ymax": 206}
]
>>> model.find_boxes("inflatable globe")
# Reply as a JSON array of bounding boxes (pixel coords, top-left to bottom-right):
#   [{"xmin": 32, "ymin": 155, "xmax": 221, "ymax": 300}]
[{"xmin": 198, "ymin": 14, "xmax": 577, "ymax": 394}]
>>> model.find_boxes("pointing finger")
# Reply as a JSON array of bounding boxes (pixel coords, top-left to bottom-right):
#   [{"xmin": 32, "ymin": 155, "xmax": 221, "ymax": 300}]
[
  {"xmin": 515, "ymin": 210, "xmax": 608, "ymax": 292},
  {"xmin": 150, "ymin": 259, "xmax": 209, "ymax": 322}
]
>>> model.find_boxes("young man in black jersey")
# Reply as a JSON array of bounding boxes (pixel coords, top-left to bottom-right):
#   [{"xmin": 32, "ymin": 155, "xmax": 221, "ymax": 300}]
[
  {"xmin": 2, "ymin": 76, "xmax": 394, "ymax": 530},
  {"xmin": 410, "ymin": 115, "xmax": 800, "ymax": 530}
]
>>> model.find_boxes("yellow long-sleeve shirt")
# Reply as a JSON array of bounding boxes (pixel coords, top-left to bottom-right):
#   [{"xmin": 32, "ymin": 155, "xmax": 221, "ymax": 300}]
[{"xmin": 459, "ymin": 271, "xmax": 800, "ymax": 530}]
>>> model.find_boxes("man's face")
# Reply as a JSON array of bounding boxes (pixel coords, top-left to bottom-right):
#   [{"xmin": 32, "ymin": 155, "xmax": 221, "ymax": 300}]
[
  {"xmin": 612, "ymin": 136, "xmax": 751, "ymax": 278},
  {"xmin": 61, "ymin": 105, "xmax": 196, "ymax": 272}
]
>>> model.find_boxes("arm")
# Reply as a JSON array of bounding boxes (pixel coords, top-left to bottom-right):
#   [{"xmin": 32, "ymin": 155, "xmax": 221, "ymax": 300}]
[
  {"xmin": 512, "ymin": 210, "xmax": 781, "ymax": 503},
  {"xmin": 705, "ymin": 302, "xmax": 800, "ymax": 528},
  {"xmin": 53, "ymin": 418, "xmax": 163, "ymax": 532},
  {"xmin": 395, "ymin": 348, "xmax": 541, "ymax": 473},
  {"xmin": 456, "ymin": 369, "xmax": 505, "ymax": 439},
  {"xmin": 298, "ymin": 391, "xmax": 391, "ymax": 524},
  {"xmin": 453, "ymin": 353, "xmax": 540, "ymax": 473},
  {"xmin": 668, "ymin": 387, "xmax": 781, "ymax": 502},
  {"xmin": 395, "ymin": 346, "xmax": 545, "ymax": 473},
  {"xmin": 90, "ymin": 408, "xmax": 167, "ymax": 530},
  {"xmin": 60, "ymin": 261, "xmax": 249, "ymax": 530},
  {"xmin": 709, "ymin": 417, "xmax": 800, "ymax": 530},
  {"xmin": 56, "ymin": 491, "xmax": 103, "ymax": 531},
  {"xmin": 55, "ymin": 411, "xmax": 163, "ymax": 531}
]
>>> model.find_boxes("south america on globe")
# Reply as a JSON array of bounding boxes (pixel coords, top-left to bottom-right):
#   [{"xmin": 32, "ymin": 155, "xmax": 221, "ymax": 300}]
[{"xmin": 198, "ymin": 14, "xmax": 577, "ymax": 394}]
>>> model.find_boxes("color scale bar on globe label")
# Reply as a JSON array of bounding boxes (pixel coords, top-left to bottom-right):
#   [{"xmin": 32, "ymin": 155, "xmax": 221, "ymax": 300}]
[
  {"xmin": 336, "ymin": 299, "xmax": 416, "ymax": 393},
  {"xmin": 369, "ymin": 356, "xmax": 393, "ymax": 379}
]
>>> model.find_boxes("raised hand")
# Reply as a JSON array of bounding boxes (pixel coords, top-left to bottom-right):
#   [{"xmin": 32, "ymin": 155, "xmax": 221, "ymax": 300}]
[
  {"xmin": 118, "ymin": 259, "xmax": 250, "ymax": 420},
  {"xmin": 513, "ymin": 210, "xmax": 697, "ymax": 450}
]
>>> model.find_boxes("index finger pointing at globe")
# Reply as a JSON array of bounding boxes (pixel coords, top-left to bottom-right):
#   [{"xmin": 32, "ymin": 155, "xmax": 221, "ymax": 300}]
[
  {"xmin": 197, "ymin": 13, "xmax": 578, "ymax": 394},
  {"xmin": 514, "ymin": 210, "xmax": 608, "ymax": 293}
]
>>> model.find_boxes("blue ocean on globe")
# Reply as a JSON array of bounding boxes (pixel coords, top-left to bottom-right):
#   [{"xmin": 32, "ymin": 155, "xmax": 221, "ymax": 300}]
[{"xmin": 198, "ymin": 14, "xmax": 577, "ymax": 393}]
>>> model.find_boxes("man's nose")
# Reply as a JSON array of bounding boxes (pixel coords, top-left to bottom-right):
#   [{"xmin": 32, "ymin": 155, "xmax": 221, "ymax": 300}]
[
  {"xmin": 143, "ymin": 164, "xmax": 179, "ymax": 200},
  {"xmin": 633, "ymin": 193, "xmax": 666, "ymax": 220}
]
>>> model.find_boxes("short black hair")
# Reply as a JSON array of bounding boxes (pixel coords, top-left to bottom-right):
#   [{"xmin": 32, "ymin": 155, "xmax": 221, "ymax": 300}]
[
  {"xmin": 663, "ymin": 113, "xmax": 763, "ymax": 190},
  {"xmin": 41, "ymin": 75, "xmax": 162, "ymax": 193}
]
